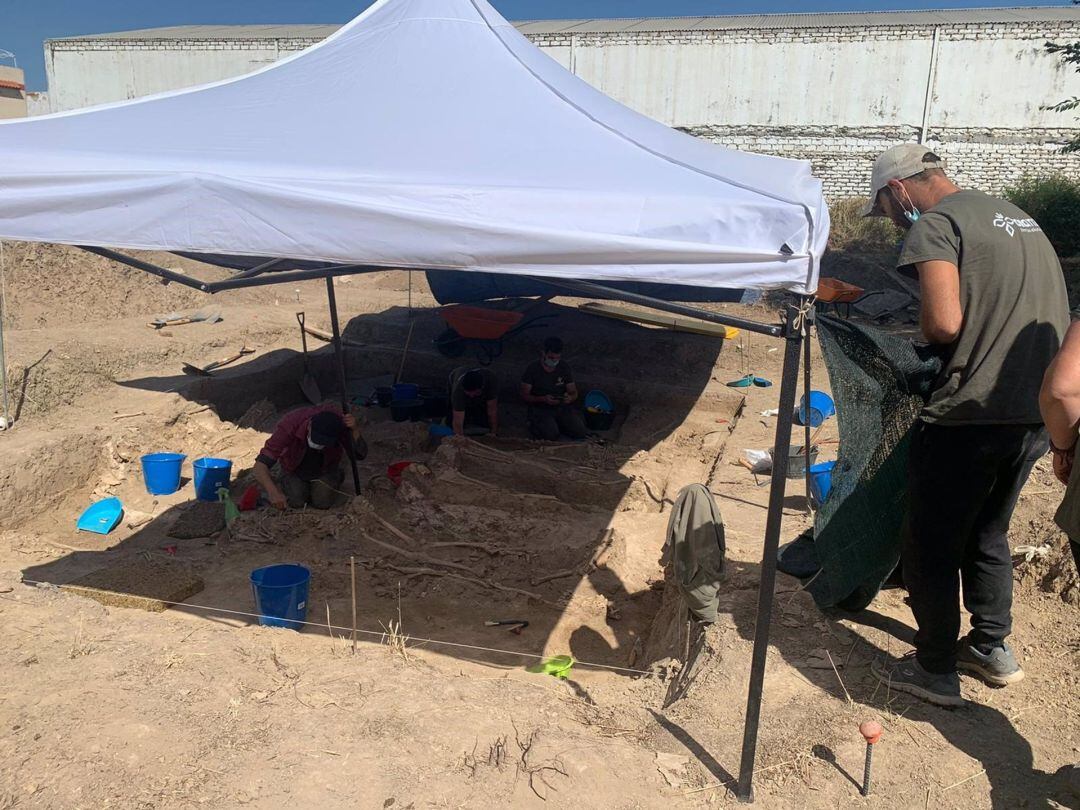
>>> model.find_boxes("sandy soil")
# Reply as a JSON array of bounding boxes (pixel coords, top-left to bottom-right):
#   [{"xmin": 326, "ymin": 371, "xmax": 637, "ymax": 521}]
[{"xmin": 0, "ymin": 242, "xmax": 1078, "ymax": 809}]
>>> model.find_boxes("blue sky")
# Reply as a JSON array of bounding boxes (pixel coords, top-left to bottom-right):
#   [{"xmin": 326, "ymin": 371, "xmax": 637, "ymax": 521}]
[{"xmin": 4, "ymin": 0, "xmax": 1076, "ymax": 91}]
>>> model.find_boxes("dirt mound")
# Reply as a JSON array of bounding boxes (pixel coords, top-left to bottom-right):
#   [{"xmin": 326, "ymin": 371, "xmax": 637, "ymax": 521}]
[
  {"xmin": 1015, "ymin": 534, "xmax": 1080, "ymax": 606},
  {"xmin": 0, "ymin": 241, "xmax": 216, "ymax": 328}
]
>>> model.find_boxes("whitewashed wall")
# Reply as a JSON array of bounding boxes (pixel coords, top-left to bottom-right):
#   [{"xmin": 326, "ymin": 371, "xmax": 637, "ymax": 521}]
[{"xmin": 43, "ymin": 19, "xmax": 1080, "ymax": 196}]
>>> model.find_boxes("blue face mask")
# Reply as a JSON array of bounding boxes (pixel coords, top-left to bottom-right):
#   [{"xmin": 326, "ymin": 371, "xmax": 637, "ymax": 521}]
[{"xmin": 892, "ymin": 185, "xmax": 921, "ymax": 224}]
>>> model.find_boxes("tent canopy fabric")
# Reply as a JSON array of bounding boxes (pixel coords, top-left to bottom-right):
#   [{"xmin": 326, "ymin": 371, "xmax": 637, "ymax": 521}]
[{"xmin": 0, "ymin": 0, "xmax": 828, "ymax": 294}]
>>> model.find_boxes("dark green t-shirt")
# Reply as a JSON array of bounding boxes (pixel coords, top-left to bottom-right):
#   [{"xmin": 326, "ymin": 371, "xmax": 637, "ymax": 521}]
[
  {"xmin": 521, "ymin": 360, "xmax": 574, "ymax": 400},
  {"xmin": 449, "ymin": 367, "xmax": 497, "ymax": 412},
  {"xmin": 898, "ymin": 190, "xmax": 1068, "ymax": 425}
]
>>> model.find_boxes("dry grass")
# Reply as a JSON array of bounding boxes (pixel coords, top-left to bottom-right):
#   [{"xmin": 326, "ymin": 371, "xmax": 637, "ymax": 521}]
[{"xmin": 827, "ymin": 198, "xmax": 902, "ymax": 253}]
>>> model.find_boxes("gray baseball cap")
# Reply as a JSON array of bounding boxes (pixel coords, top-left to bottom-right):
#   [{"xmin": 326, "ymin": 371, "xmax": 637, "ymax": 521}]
[{"xmin": 862, "ymin": 144, "xmax": 946, "ymax": 217}]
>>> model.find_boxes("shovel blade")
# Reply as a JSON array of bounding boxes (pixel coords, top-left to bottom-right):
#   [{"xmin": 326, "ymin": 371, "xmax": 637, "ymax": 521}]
[{"xmin": 300, "ymin": 374, "xmax": 322, "ymax": 405}]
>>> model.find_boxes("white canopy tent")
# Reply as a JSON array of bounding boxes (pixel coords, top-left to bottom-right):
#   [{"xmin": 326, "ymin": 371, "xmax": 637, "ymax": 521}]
[
  {"xmin": 0, "ymin": 0, "xmax": 832, "ymax": 801},
  {"xmin": 0, "ymin": 0, "xmax": 827, "ymax": 294}
]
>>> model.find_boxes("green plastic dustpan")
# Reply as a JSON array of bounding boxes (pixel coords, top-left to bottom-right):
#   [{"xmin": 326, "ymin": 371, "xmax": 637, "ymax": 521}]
[{"xmin": 527, "ymin": 655, "xmax": 575, "ymax": 679}]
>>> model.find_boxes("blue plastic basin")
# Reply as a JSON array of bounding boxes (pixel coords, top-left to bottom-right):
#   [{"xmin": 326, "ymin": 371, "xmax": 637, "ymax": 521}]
[
  {"xmin": 250, "ymin": 564, "xmax": 310, "ymax": 631},
  {"xmin": 392, "ymin": 382, "xmax": 419, "ymax": 402},
  {"xmin": 798, "ymin": 391, "xmax": 836, "ymax": 428}
]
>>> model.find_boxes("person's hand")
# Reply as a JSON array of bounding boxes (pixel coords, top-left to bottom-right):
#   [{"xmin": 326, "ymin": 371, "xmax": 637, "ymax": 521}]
[
  {"xmin": 544, "ymin": 395, "xmax": 560, "ymax": 406},
  {"xmin": 1052, "ymin": 447, "xmax": 1075, "ymax": 485},
  {"xmin": 343, "ymin": 413, "xmax": 357, "ymax": 430},
  {"xmin": 268, "ymin": 486, "xmax": 288, "ymax": 511}
]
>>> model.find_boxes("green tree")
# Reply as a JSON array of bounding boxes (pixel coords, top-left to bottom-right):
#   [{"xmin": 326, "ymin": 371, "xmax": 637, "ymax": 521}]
[{"xmin": 1044, "ymin": 1, "xmax": 1080, "ymax": 153}]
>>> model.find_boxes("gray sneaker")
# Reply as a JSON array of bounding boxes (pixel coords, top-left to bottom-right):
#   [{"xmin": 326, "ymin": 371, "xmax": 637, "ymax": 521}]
[
  {"xmin": 872, "ymin": 653, "xmax": 964, "ymax": 707},
  {"xmin": 956, "ymin": 638, "xmax": 1024, "ymax": 687}
]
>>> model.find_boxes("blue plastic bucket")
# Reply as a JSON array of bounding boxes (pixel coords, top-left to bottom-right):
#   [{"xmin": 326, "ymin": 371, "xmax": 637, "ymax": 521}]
[
  {"xmin": 392, "ymin": 382, "xmax": 419, "ymax": 402},
  {"xmin": 193, "ymin": 457, "xmax": 232, "ymax": 502},
  {"xmin": 808, "ymin": 461, "xmax": 837, "ymax": 506},
  {"xmin": 250, "ymin": 564, "xmax": 310, "ymax": 630},
  {"xmin": 141, "ymin": 453, "xmax": 186, "ymax": 495},
  {"xmin": 798, "ymin": 391, "xmax": 836, "ymax": 428}
]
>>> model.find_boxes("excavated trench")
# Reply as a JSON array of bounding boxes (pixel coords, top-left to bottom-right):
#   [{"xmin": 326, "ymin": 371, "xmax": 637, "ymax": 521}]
[{"xmin": 8, "ymin": 300, "xmax": 748, "ymax": 686}]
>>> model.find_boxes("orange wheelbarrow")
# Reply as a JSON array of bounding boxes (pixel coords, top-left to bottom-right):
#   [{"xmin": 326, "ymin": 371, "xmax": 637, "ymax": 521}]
[{"xmin": 434, "ymin": 304, "xmax": 556, "ymax": 365}]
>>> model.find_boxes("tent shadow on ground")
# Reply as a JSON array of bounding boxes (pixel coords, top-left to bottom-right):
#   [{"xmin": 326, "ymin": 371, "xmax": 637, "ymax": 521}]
[
  {"xmin": 24, "ymin": 299, "xmax": 743, "ymax": 684},
  {"xmin": 717, "ymin": 559, "xmax": 1070, "ymax": 808}
]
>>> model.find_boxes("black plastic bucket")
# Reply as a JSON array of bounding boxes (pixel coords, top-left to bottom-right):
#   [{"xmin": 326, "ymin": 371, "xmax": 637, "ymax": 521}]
[
  {"xmin": 391, "ymin": 397, "xmax": 424, "ymax": 422},
  {"xmin": 374, "ymin": 386, "xmax": 393, "ymax": 407},
  {"xmin": 420, "ymin": 389, "xmax": 449, "ymax": 419},
  {"xmin": 786, "ymin": 445, "xmax": 820, "ymax": 479},
  {"xmin": 584, "ymin": 409, "xmax": 614, "ymax": 431}
]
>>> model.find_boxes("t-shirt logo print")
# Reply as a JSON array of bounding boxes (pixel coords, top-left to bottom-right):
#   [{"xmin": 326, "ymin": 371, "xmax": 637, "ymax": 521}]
[{"xmin": 992, "ymin": 213, "xmax": 1041, "ymax": 238}]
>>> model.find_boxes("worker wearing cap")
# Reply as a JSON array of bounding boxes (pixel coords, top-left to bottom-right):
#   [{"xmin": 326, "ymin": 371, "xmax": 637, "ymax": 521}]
[
  {"xmin": 864, "ymin": 144, "xmax": 1068, "ymax": 706},
  {"xmin": 253, "ymin": 405, "xmax": 366, "ymax": 510}
]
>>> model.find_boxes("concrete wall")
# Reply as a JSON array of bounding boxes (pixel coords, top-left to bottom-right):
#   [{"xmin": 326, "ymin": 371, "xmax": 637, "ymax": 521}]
[
  {"xmin": 42, "ymin": 18, "xmax": 1080, "ymax": 197},
  {"xmin": 0, "ymin": 65, "xmax": 27, "ymax": 119},
  {"xmin": 25, "ymin": 91, "xmax": 50, "ymax": 117}
]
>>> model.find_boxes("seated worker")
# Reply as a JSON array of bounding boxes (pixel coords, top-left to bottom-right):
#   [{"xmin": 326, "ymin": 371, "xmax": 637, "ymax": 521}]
[
  {"xmin": 252, "ymin": 405, "xmax": 366, "ymax": 510},
  {"xmin": 449, "ymin": 366, "xmax": 499, "ymax": 436},
  {"xmin": 520, "ymin": 336, "xmax": 587, "ymax": 441}
]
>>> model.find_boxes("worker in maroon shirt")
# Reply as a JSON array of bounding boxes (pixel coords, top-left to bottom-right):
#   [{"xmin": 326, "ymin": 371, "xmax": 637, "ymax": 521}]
[{"xmin": 252, "ymin": 405, "xmax": 366, "ymax": 510}]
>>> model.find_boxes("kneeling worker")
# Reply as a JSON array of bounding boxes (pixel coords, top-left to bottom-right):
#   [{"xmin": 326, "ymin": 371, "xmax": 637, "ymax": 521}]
[
  {"xmin": 520, "ymin": 336, "xmax": 587, "ymax": 441},
  {"xmin": 449, "ymin": 366, "xmax": 499, "ymax": 436},
  {"xmin": 253, "ymin": 406, "xmax": 367, "ymax": 510}
]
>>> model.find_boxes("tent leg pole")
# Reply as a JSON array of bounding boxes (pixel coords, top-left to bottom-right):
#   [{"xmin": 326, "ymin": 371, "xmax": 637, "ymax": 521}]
[
  {"xmin": 803, "ymin": 311, "xmax": 813, "ymax": 510},
  {"xmin": 0, "ymin": 241, "xmax": 9, "ymax": 430},
  {"xmin": 736, "ymin": 304, "xmax": 804, "ymax": 803},
  {"xmin": 325, "ymin": 277, "xmax": 362, "ymax": 496}
]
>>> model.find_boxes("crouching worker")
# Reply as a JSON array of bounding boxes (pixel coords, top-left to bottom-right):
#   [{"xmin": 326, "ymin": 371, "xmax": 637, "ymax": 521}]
[
  {"xmin": 520, "ymin": 336, "xmax": 587, "ymax": 441},
  {"xmin": 253, "ymin": 406, "xmax": 367, "ymax": 510},
  {"xmin": 449, "ymin": 366, "xmax": 499, "ymax": 437}
]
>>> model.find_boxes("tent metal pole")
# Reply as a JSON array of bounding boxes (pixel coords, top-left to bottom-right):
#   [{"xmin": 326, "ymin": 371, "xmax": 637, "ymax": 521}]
[
  {"xmin": 803, "ymin": 309, "xmax": 814, "ymax": 508},
  {"xmin": 230, "ymin": 257, "xmax": 285, "ymax": 280},
  {"xmin": 78, "ymin": 246, "xmax": 386, "ymax": 293},
  {"xmin": 736, "ymin": 302, "xmax": 804, "ymax": 803},
  {"xmin": 205, "ymin": 264, "xmax": 385, "ymax": 292},
  {"xmin": 531, "ymin": 277, "xmax": 783, "ymax": 337},
  {"xmin": 325, "ymin": 277, "xmax": 362, "ymax": 496},
  {"xmin": 79, "ymin": 246, "xmax": 212, "ymax": 290}
]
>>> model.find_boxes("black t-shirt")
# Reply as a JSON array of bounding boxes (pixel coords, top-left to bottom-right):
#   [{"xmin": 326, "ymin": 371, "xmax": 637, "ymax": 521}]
[
  {"xmin": 450, "ymin": 366, "xmax": 498, "ymax": 412},
  {"xmin": 521, "ymin": 360, "xmax": 574, "ymax": 400}
]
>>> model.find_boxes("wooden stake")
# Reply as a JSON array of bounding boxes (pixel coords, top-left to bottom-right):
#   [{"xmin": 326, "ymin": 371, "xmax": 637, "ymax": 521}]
[{"xmin": 350, "ymin": 555, "xmax": 358, "ymax": 654}]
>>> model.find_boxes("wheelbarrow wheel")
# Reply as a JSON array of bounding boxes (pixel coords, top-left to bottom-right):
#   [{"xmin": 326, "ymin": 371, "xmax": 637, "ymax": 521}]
[{"xmin": 434, "ymin": 327, "xmax": 466, "ymax": 358}]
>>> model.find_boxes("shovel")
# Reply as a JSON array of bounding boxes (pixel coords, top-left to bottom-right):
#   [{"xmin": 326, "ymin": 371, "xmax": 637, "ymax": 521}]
[
  {"xmin": 182, "ymin": 346, "xmax": 254, "ymax": 376},
  {"xmin": 297, "ymin": 312, "xmax": 322, "ymax": 405},
  {"xmin": 148, "ymin": 307, "xmax": 223, "ymax": 330}
]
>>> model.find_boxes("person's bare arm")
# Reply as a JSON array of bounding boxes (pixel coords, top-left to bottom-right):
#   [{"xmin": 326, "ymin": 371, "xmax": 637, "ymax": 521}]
[
  {"xmin": 451, "ymin": 409, "xmax": 466, "ymax": 436},
  {"xmin": 915, "ymin": 260, "xmax": 963, "ymax": 345},
  {"xmin": 253, "ymin": 460, "xmax": 286, "ymax": 510},
  {"xmin": 486, "ymin": 398, "xmax": 499, "ymax": 436},
  {"xmin": 1040, "ymin": 321, "xmax": 1080, "ymax": 483}
]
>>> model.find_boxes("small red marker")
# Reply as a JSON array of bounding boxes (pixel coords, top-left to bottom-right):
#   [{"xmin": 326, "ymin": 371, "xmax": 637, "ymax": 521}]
[{"xmin": 859, "ymin": 720, "xmax": 883, "ymax": 796}]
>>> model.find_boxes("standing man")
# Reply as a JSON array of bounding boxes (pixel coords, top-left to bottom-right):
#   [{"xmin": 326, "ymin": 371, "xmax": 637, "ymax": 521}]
[
  {"xmin": 1039, "ymin": 317, "xmax": 1080, "ymax": 574},
  {"xmin": 864, "ymin": 145, "xmax": 1068, "ymax": 706},
  {"xmin": 520, "ymin": 336, "xmax": 587, "ymax": 441},
  {"xmin": 253, "ymin": 405, "xmax": 366, "ymax": 510},
  {"xmin": 449, "ymin": 366, "xmax": 499, "ymax": 437}
]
